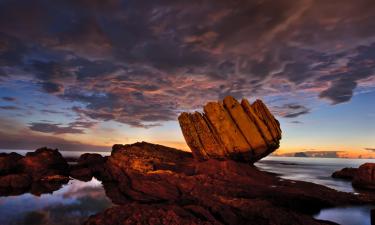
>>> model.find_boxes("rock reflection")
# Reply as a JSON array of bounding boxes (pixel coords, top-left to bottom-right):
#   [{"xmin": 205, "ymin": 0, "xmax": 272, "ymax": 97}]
[{"xmin": 0, "ymin": 179, "xmax": 112, "ymax": 225}]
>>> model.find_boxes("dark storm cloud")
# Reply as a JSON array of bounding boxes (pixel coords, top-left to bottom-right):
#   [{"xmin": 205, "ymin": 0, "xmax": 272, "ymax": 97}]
[
  {"xmin": 0, "ymin": 105, "xmax": 20, "ymax": 110},
  {"xmin": 29, "ymin": 120, "xmax": 96, "ymax": 134},
  {"xmin": 29, "ymin": 123, "xmax": 84, "ymax": 134},
  {"xmin": 1, "ymin": 96, "xmax": 16, "ymax": 101},
  {"xmin": 1, "ymin": 0, "xmax": 375, "ymax": 127}
]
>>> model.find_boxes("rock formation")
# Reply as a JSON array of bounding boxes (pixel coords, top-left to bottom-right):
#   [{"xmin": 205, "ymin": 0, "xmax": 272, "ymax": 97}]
[
  {"xmin": 85, "ymin": 142, "xmax": 375, "ymax": 225},
  {"xmin": 70, "ymin": 153, "xmax": 108, "ymax": 182},
  {"xmin": 0, "ymin": 148, "xmax": 69, "ymax": 196},
  {"xmin": 353, "ymin": 163, "xmax": 375, "ymax": 190},
  {"xmin": 178, "ymin": 96, "xmax": 281, "ymax": 162},
  {"xmin": 332, "ymin": 163, "xmax": 375, "ymax": 191}
]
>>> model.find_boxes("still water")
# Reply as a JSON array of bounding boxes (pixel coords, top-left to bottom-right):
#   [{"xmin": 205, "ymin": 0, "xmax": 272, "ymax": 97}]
[
  {"xmin": 256, "ymin": 156, "xmax": 375, "ymax": 225},
  {"xmin": 0, "ymin": 179, "xmax": 111, "ymax": 225}
]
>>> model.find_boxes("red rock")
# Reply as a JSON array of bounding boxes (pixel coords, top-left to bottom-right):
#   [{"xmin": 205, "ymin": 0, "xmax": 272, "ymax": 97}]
[
  {"xmin": 84, "ymin": 203, "xmax": 221, "ymax": 225},
  {"xmin": 0, "ymin": 173, "xmax": 31, "ymax": 189},
  {"xmin": 178, "ymin": 96, "xmax": 281, "ymax": 163},
  {"xmin": 86, "ymin": 142, "xmax": 375, "ymax": 225},
  {"xmin": 0, "ymin": 152, "xmax": 23, "ymax": 175},
  {"xmin": 70, "ymin": 153, "xmax": 107, "ymax": 181},
  {"xmin": 21, "ymin": 147, "xmax": 69, "ymax": 181},
  {"xmin": 353, "ymin": 163, "xmax": 375, "ymax": 190},
  {"xmin": 331, "ymin": 168, "xmax": 358, "ymax": 180}
]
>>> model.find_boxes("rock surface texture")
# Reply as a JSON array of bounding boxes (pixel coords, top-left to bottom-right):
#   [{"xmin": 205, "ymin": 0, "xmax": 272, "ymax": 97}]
[
  {"xmin": 0, "ymin": 148, "xmax": 69, "ymax": 196},
  {"xmin": 70, "ymin": 153, "xmax": 108, "ymax": 182},
  {"xmin": 178, "ymin": 96, "xmax": 281, "ymax": 162},
  {"xmin": 332, "ymin": 163, "xmax": 375, "ymax": 191},
  {"xmin": 85, "ymin": 142, "xmax": 375, "ymax": 225},
  {"xmin": 353, "ymin": 163, "xmax": 375, "ymax": 190}
]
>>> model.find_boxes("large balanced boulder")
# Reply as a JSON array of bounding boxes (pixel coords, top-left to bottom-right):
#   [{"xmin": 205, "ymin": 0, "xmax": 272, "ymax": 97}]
[{"xmin": 178, "ymin": 96, "xmax": 281, "ymax": 162}]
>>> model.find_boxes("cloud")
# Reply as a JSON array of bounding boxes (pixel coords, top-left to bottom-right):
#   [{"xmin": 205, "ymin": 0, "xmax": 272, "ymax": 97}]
[
  {"xmin": 28, "ymin": 120, "xmax": 97, "ymax": 135},
  {"xmin": 0, "ymin": 105, "xmax": 20, "ymax": 110},
  {"xmin": 1, "ymin": 96, "xmax": 16, "ymax": 101},
  {"xmin": 0, "ymin": 0, "xmax": 375, "ymax": 129},
  {"xmin": 274, "ymin": 104, "xmax": 311, "ymax": 118},
  {"xmin": 29, "ymin": 122, "xmax": 84, "ymax": 134},
  {"xmin": 0, "ymin": 130, "xmax": 108, "ymax": 151},
  {"xmin": 364, "ymin": 148, "xmax": 375, "ymax": 152}
]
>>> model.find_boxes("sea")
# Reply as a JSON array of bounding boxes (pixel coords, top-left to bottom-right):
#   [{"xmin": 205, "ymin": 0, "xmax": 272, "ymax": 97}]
[{"xmin": 0, "ymin": 150, "xmax": 374, "ymax": 225}]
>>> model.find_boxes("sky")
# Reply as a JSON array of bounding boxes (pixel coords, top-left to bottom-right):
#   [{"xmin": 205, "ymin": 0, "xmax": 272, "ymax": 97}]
[{"xmin": 0, "ymin": 0, "xmax": 375, "ymax": 157}]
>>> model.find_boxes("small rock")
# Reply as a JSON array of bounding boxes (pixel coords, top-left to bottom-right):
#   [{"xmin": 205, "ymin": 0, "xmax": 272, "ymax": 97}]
[{"xmin": 331, "ymin": 168, "xmax": 358, "ymax": 180}]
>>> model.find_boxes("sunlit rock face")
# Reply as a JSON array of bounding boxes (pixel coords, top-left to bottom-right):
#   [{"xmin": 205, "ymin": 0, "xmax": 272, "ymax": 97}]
[
  {"xmin": 178, "ymin": 96, "xmax": 281, "ymax": 163},
  {"xmin": 86, "ymin": 142, "xmax": 375, "ymax": 225}
]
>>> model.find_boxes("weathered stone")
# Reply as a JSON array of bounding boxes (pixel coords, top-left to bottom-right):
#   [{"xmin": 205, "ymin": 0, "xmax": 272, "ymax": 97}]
[
  {"xmin": 0, "ymin": 173, "xmax": 31, "ymax": 189},
  {"xmin": 70, "ymin": 153, "xmax": 107, "ymax": 181},
  {"xmin": 353, "ymin": 163, "xmax": 375, "ymax": 190},
  {"xmin": 178, "ymin": 112, "xmax": 208, "ymax": 160},
  {"xmin": 21, "ymin": 147, "xmax": 69, "ymax": 181},
  {"xmin": 331, "ymin": 168, "xmax": 358, "ymax": 180},
  {"xmin": 178, "ymin": 96, "xmax": 281, "ymax": 162},
  {"xmin": 204, "ymin": 101, "xmax": 252, "ymax": 160},
  {"xmin": 86, "ymin": 142, "xmax": 375, "ymax": 225},
  {"xmin": 0, "ymin": 152, "xmax": 23, "ymax": 175},
  {"xmin": 251, "ymin": 100, "xmax": 281, "ymax": 140},
  {"xmin": 190, "ymin": 112, "xmax": 227, "ymax": 158},
  {"xmin": 241, "ymin": 99, "xmax": 274, "ymax": 145},
  {"xmin": 223, "ymin": 96, "xmax": 267, "ymax": 157}
]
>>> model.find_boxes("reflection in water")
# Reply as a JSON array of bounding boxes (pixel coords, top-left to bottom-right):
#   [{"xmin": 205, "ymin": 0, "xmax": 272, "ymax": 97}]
[
  {"xmin": 256, "ymin": 156, "xmax": 375, "ymax": 192},
  {"xmin": 0, "ymin": 178, "xmax": 112, "ymax": 225},
  {"xmin": 314, "ymin": 206, "xmax": 374, "ymax": 225}
]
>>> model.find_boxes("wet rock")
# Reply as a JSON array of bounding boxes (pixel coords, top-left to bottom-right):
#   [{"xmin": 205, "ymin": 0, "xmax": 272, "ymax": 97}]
[
  {"xmin": 353, "ymin": 163, "xmax": 375, "ymax": 190},
  {"xmin": 331, "ymin": 168, "xmax": 358, "ymax": 180},
  {"xmin": 87, "ymin": 142, "xmax": 375, "ymax": 225},
  {"xmin": 0, "ymin": 173, "xmax": 31, "ymax": 189},
  {"xmin": 0, "ymin": 148, "xmax": 69, "ymax": 196},
  {"xmin": 70, "ymin": 153, "xmax": 107, "ymax": 181},
  {"xmin": 21, "ymin": 147, "xmax": 69, "ymax": 181},
  {"xmin": 178, "ymin": 96, "xmax": 281, "ymax": 163},
  {"xmin": 0, "ymin": 152, "xmax": 23, "ymax": 175}
]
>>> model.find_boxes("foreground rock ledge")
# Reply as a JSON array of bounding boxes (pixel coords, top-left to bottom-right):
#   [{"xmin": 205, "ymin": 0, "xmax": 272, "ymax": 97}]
[
  {"xmin": 178, "ymin": 96, "xmax": 281, "ymax": 162},
  {"xmin": 85, "ymin": 142, "xmax": 375, "ymax": 225}
]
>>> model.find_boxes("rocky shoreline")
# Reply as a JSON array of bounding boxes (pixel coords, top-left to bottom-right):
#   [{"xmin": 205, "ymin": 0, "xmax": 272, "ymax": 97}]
[{"xmin": 0, "ymin": 143, "xmax": 375, "ymax": 224}]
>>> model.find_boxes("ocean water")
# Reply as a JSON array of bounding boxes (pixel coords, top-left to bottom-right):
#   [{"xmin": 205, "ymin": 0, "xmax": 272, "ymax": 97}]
[
  {"xmin": 256, "ymin": 156, "xmax": 375, "ymax": 225},
  {"xmin": 0, "ymin": 151, "xmax": 374, "ymax": 225}
]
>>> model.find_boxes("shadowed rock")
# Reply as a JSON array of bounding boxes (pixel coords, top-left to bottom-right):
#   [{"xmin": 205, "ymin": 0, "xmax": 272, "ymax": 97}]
[
  {"xmin": 178, "ymin": 96, "xmax": 281, "ymax": 163},
  {"xmin": 353, "ymin": 163, "xmax": 375, "ymax": 190},
  {"xmin": 0, "ymin": 148, "xmax": 69, "ymax": 196},
  {"xmin": 86, "ymin": 142, "xmax": 375, "ymax": 225},
  {"xmin": 70, "ymin": 153, "xmax": 107, "ymax": 182},
  {"xmin": 332, "ymin": 163, "xmax": 375, "ymax": 191}
]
